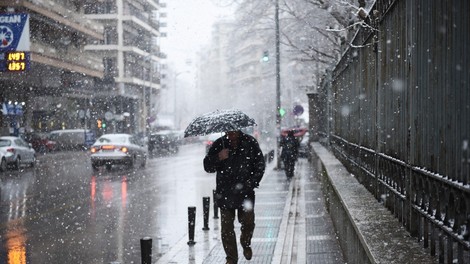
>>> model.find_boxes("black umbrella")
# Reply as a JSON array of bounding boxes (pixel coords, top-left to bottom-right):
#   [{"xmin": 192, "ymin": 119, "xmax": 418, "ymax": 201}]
[{"xmin": 184, "ymin": 109, "xmax": 256, "ymax": 138}]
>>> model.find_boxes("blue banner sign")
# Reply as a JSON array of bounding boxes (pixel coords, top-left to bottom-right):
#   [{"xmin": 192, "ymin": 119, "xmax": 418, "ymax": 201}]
[
  {"xmin": 0, "ymin": 13, "xmax": 30, "ymax": 52},
  {"xmin": 0, "ymin": 13, "xmax": 30, "ymax": 72}
]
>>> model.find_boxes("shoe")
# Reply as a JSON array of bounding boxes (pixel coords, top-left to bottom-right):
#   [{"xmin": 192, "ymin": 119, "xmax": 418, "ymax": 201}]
[
  {"xmin": 225, "ymin": 258, "xmax": 236, "ymax": 264},
  {"xmin": 243, "ymin": 246, "xmax": 252, "ymax": 260}
]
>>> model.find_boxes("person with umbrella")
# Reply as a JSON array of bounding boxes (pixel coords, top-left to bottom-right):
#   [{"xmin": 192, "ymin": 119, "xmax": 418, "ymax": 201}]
[
  {"xmin": 280, "ymin": 130, "xmax": 300, "ymax": 179},
  {"xmin": 185, "ymin": 109, "xmax": 265, "ymax": 263},
  {"xmin": 203, "ymin": 130, "xmax": 265, "ymax": 264}
]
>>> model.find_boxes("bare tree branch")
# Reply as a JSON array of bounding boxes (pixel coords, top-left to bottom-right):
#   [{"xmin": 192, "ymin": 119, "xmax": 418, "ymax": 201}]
[{"xmin": 280, "ymin": 30, "xmax": 336, "ymax": 61}]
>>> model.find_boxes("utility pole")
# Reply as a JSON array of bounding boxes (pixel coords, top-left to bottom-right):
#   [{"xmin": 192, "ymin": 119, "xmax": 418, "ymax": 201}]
[{"xmin": 275, "ymin": 0, "xmax": 282, "ymax": 169}]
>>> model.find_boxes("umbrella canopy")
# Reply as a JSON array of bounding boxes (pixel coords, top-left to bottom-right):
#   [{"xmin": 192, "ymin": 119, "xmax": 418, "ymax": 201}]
[
  {"xmin": 184, "ymin": 109, "xmax": 256, "ymax": 138},
  {"xmin": 281, "ymin": 127, "xmax": 308, "ymax": 137}
]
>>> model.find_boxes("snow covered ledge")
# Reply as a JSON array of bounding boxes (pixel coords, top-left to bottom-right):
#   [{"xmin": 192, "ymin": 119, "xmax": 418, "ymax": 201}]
[{"xmin": 311, "ymin": 142, "xmax": 436, "ymax": 264}]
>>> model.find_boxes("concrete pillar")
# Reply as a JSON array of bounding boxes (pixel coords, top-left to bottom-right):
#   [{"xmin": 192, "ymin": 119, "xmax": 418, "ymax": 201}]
[{"xmin": 307, "ymin": 92, "xmax": 319, "ymax": 142}]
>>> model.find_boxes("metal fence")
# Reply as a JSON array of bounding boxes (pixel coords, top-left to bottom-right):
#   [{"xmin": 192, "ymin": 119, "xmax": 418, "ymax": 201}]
[{"xmin": 317, "ymin": 0, "xmax": 470, "ymax": 263}]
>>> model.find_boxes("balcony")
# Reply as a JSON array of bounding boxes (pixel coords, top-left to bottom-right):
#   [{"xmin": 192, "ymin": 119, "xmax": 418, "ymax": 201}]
[
  {"xmin": 122, "ymin": 16, "xmax": 159, "ymax": 37},
  {"xmin": 1, "ymin": 0, "xmax": 104, "ymax": 40},
  {"xmin": 32, "ymin": 40, "xmax": 104, "ymax": 78},
  {"xmin": 143, "ymin": 0, "xmax": 160, "ymax": 11}
]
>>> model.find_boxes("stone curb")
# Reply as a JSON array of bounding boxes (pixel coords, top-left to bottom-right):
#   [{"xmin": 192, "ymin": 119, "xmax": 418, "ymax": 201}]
[{"xmin": 312, "ymin": 142, "xmax": 436, "ymax": 264}]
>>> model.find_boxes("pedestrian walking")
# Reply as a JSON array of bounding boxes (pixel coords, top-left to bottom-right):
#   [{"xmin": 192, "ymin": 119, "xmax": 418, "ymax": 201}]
[
  {"xmin": 280, "ymin": 130, "xmax": 300, "ymax": 179},
  {"xmin": 204, "ymin": 130, "xmax": 266, "ymax": 264}
]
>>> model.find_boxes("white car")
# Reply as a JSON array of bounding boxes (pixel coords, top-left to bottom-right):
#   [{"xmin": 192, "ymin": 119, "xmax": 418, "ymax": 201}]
[
  {"xmin": 90, "ymin": 133, "xmax": 147, "ymax": 171},
  {"xmin": 0, "ymin": 136, "xmax": 36, "ymax": 170}
]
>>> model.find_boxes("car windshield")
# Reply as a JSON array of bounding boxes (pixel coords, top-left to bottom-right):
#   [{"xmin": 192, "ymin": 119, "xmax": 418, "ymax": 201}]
[
  {"xmin": 97, "ymin": 136, "xmax": 127, "ymax": 144},
  {"xmin": 0, "ymin": 139, "xmax": 11, "ymax": 147}
]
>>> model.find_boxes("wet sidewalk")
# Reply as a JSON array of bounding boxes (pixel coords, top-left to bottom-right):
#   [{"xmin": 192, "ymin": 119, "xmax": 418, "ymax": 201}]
[{"xmin": 155, "ymin": 157, "xmax": 345, "ymax": 264}]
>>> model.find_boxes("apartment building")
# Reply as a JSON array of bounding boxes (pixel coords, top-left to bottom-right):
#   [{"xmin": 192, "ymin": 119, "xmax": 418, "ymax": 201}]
[
  {"xmin": 0, "ymin": 0, "xmax": 104, "ymax": 135},
  {"xmin": 0, "ymin": 0, "xmax": 162, "ymax": 137},
  {"xmin": 197, "ymin": 17, "xmax": 277, "ymax": 136},
  {"xmin": 196, "ymin": 19, "xmax": 234, "ymax": 114},
  {"xmin": 84, "ymin": 0, "xmax": 162, "ymax": 136}
]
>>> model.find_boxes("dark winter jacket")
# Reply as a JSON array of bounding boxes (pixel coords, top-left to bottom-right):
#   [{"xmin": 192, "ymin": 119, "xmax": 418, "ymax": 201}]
[
  {"xmin": 280, "ymin": 134, "xmax": 300, "ymax": 161},
  {"xmin": 203, "ymin": 132, "xmax": 265, "ymax": 209}
]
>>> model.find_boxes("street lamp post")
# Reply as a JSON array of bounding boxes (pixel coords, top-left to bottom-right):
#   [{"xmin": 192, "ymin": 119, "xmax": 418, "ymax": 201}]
[
  {"xmin": 275, "ymin": 0, "xmax": 282, "ymax": 169},
  {"xmin": 145, "ymin": 56, "xmax": 155, "ymax": 137}
]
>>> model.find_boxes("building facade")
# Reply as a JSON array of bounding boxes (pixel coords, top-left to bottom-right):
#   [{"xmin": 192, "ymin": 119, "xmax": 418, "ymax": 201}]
[
  {"xmin": 84, "ymin": 0, "xmax": 162, "ymax": 136},
  {"xmin": 0, "ymin": 0, "xmax": 104, "ymax": 136},
  {"xmin": 0, "ymin": 0, "xmax": 163, "ymax": 138}
]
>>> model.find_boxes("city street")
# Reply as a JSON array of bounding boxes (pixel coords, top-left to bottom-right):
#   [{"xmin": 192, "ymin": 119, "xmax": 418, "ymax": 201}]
[
  {"xmin": 0, "ymin": 143, "xmax": 215, "ymax": 263},
  {"xmin": 0, "ymin": 1, "xmax": 467, "ymax": 263}
]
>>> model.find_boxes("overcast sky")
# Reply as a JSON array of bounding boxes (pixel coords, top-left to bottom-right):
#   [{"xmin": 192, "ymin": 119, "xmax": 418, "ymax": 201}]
[
  {"xmin": 158, "ymin": 1, "xmax": 234, "ymax": 121},
  {"xmin": 161, "ymin": 0, "xmax": 234, "ymax": 72}
]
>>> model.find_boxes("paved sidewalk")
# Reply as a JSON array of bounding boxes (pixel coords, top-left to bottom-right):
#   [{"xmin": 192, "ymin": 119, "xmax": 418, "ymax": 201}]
[
  {"xmin": 299, "ymin": 159, "xmax": 344, "ymax": 264},
  {"xmin": 155, "ymin": 157, "xmax": 345, "ymax": 264}
]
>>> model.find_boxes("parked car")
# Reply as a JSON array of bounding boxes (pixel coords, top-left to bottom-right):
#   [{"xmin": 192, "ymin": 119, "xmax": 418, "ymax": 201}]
[
  {"xmin": 90, "ymin": 133, "xmax": 147, "ymax": 171},
  {"xmin": 49, "ymin": 129, "xmax": 95, "ymax": 151},
  {"xmin": 0, "ymin": 136, "xmax": 36, "ymax": 169},
  {"xmin": 23, "ymin": 132, "xmax": 56, "ymax": 153},
  {"xmin": 148, "ymin": 130, "xmax": 180, "ymax": 155}
]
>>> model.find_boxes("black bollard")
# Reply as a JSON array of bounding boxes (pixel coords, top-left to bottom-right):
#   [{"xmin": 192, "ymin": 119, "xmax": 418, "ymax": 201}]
[
  {"xmin": 140, "ymin": 237, "xmax": 152, "ymax": 264},
  {"xmin": 187, "ymin": 206, "xmax": 196, "ymax": 245},
  {"xmin": 212, "ymin": 189, "xmax": 219, "ymax": 219},
  {"xmin": 202, "ymin": 196, "xmax": 210, "ymax": 230}
]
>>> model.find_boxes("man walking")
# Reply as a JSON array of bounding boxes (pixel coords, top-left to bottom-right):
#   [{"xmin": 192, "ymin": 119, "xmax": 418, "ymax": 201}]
[
  {"xmin": 204, "ymin": 130, "xmax": 266, "ymax": 264},
  {"xmin": 281, "ymin": 130, "xmax": 300, "ymax": 179}
]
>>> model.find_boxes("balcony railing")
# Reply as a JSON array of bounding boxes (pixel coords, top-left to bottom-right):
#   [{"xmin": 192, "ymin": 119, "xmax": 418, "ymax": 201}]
[
  {"xmin": 22, "ymin": 0, "xmax": 104, "ymax": 39},
  {"xmin": 32, "ymin": 40, "xmax": 103, "ymax": 73}
]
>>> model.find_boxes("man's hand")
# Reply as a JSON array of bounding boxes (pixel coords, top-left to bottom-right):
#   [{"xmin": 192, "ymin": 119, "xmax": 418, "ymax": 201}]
[{"xmin": 218, "ymin": 148, "xmax": 229, "ymax": 160}]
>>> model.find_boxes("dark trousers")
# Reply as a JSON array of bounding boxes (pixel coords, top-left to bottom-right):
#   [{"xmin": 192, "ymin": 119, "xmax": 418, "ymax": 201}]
[
  {"xmin": 283, "ymin": 158, "xmax": 296, "ymax": 178},
  {"xmin": 220, "ymin": 206, "xmax": 255, "ymax": 263}
]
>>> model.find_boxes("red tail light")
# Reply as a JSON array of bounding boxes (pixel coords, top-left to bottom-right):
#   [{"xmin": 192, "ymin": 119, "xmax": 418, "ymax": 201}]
[
  {"xmin": 101, "ymin": 145, "xmax": 116, "ymax": 150},
  {"xmin": 6, "ymin": 148, "xmax": 14, "ymax": 153}
]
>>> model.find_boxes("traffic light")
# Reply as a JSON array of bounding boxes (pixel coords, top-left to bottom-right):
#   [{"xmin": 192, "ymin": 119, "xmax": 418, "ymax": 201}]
[
  {"xmin": 262, "ymin": 50, "xmax": 269, "ymax": 62},
  {"xmin": 97, "ymin": 119, "xmax": 102, "ymax": 128},
  {"xmin": 279, "ymin": 108, "xmax": 286, "ymax": 117},
  {"xmin": 102, "ymin": 121, "xmax": 106, "ymax": 129}
]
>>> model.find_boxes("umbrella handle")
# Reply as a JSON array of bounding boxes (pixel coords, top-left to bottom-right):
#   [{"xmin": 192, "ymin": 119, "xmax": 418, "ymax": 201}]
[{"xmin": 221, "ymin": 132, "xmax": 225, "ymax": 149}]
